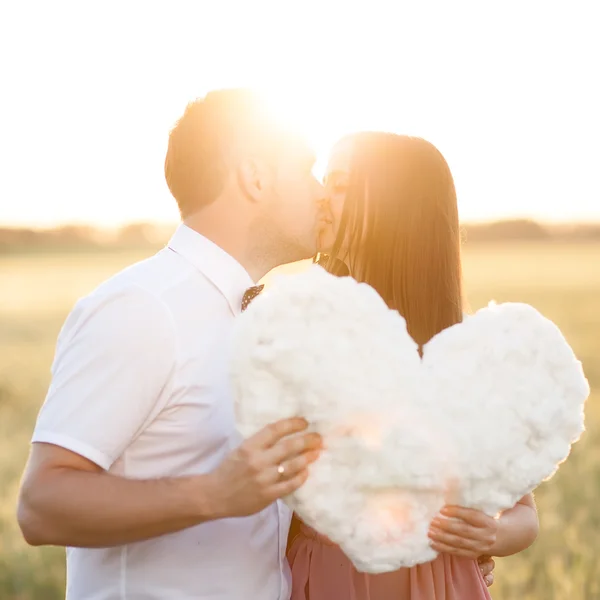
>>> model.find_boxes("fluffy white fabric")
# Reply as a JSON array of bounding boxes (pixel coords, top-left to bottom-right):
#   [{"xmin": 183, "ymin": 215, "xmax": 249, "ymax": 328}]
[{"xmin": 231, "ymin": 266, "xmax": 589, "ymax": 573}]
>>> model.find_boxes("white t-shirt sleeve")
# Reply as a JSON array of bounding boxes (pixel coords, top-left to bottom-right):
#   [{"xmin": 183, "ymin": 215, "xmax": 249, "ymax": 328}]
[{"xmin": 31, "ymin": 284, "xmax": 177, "ymax": 470}]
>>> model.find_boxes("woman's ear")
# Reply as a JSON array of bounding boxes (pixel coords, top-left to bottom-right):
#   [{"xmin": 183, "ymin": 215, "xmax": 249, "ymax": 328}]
[{"xmin": 237, "ymin": 157, "xmax": 266, "ymax": 203}]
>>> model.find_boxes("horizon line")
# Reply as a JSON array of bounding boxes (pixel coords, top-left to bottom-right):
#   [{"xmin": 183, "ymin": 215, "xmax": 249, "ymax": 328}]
[{"xmin": 2, "ymin": 217, "xmax": 600, "ymax": 231}]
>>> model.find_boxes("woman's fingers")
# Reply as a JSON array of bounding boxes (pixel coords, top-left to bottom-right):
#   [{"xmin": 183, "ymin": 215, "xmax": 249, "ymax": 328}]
[
  {"xmin": 431, "ymin": 515, "xmax": 479, "ymax": 538},
  {"xmin": 429, "ymin": 506, "xmax": 498, "ymax": 557},
  {"xmin": 440, "ymin": 506, "xmax": 496, "ymax": 529},
  {"xmin": 428, "ymin": 517, "xmax": 496, "ymax": 556},
  {"xmin": 429, "ymin": 527, "xmax": 482, "ymax": 553},
  {"xmin": 428, "ymin": 539, "xmax": 478, "ymax": 559}
]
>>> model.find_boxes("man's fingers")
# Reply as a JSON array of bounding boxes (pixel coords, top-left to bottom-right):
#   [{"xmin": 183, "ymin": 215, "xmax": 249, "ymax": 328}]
[
  {"xmin": 265, "ymin": 432, "xmax": 322, "ymax": 466},
  {"xmin": 268, "ymin": 450, "xmax": 320, "ymax": 483},
  {"xmin": 271, "ymin": 469, "xmax": 310, "ymax": 498},
  {"xmin": 484, "ymin": 573, "xmax": 494, "ymax": 587},
  {"xmin": 248, "ymin": 418, "xmax": 309, "ymax": 449},
  {"xmin": 478, "ymin": 556, "xmax": 495, "ymax": 577}
]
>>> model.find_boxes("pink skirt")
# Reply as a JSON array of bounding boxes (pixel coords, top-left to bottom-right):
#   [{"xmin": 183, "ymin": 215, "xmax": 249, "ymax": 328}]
[{"xmin": 288, "ymin": 523, "xmax": 492, "ymax": 600}]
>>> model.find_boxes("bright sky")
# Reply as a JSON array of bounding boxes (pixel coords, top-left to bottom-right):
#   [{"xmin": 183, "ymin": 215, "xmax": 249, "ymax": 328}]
[{"xmin": 1, "ymin": 1, "xmax": 598, "ymax": 227}]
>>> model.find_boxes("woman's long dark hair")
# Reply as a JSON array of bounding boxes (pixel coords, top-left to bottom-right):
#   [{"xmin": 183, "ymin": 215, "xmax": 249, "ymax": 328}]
[{"xmin": 324, "ymin": 132, "xmax": 464, "ymax": 349}]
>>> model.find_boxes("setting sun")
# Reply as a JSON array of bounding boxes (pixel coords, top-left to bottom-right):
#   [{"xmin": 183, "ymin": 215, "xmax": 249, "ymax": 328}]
[{"xmin": 1, "ymin": 1, "xmax": 599, "ymax": 228}]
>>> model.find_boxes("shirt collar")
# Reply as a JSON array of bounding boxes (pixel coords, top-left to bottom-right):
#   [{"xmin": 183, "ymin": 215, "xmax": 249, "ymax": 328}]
[{"xmin": 167, "ymin": 224, "xmax": 254, "ymax": 316}]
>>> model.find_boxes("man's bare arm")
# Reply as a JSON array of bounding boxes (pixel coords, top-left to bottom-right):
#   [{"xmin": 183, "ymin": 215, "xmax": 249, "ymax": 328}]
[{"xmin": 17, "ymin": 418, "xmax": 321, "ymax": 548}]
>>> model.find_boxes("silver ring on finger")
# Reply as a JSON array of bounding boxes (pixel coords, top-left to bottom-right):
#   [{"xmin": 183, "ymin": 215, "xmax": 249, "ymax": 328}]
[{"xmin": 277, "ymin": 464, "xmax": 286, "ymax": 480}]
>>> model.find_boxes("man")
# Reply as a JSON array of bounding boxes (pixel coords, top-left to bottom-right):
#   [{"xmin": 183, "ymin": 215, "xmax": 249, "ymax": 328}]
[{"xmin": 17, "ymin": 89, "xmax": 326, "ymax": 599}]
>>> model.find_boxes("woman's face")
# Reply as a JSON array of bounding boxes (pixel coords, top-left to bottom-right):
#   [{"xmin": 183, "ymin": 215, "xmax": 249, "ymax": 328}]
[{"xmin": 319, "ymin": 138, "xmax": 353, "ymax": 253}]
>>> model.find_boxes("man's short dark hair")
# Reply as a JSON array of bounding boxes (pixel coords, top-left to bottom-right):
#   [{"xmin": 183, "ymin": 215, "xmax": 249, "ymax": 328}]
[{"xmin": 164, "ymin": 88, "xmax": 285, "ymax": 217}]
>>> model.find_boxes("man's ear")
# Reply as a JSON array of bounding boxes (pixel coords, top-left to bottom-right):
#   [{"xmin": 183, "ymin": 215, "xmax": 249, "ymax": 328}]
[{"xmin": 237, "ymin": 157, "xmax": 267, "ymax": 203}]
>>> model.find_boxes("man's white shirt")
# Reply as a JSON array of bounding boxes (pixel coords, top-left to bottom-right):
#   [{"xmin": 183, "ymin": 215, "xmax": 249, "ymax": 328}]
[{"xmin": 32, "ymin": 224, "xmax": 292, "ymax": 599}]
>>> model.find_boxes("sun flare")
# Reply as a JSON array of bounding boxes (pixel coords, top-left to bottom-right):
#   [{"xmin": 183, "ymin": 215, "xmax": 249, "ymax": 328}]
[{"xmin": 1, "ymin": 2, "xmax": 598, "ymax": 226}]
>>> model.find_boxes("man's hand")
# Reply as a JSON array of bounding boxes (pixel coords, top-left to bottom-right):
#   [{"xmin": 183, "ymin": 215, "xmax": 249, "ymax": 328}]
[
  {"xmin": 478, "ymin": 555, "xmax": 495, "ymax": 587},
  {"xmin": 427, "ymin": 505, "xmax": 498, "ymax": 559},
  {"xmin": 208, "ymin": 417, "xmax": 322, "ymax": 518},
  {"xmin": 17, "ymin": 418, "xmax": 321, "ymax": 548}
]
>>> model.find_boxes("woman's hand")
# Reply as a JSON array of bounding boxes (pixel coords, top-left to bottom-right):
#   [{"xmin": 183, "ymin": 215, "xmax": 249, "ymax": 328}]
[{"xmin": 427, "ymin": 506, "xmax": 498, "ymax": 559}]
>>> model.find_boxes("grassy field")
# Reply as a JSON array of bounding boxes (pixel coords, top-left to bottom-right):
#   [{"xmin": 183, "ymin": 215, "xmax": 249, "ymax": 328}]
[{"xmin": 1, "ymin": 242, "xmax": 599, "ymax": 599}]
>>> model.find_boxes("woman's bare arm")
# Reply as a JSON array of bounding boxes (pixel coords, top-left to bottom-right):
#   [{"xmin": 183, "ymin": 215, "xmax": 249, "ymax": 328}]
[
  {"xmin": 429, "ymin": 493, "xmax": 539, "ymax": 558},
  {"xmin": 488, "ymin": 493, "xmax": 539, "ymax": 557}
]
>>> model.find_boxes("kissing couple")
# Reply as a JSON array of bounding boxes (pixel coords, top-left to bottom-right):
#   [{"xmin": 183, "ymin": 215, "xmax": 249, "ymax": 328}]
[{"xmin": 17, "ymin": 89, "xmax": 539, "ymax": 599}]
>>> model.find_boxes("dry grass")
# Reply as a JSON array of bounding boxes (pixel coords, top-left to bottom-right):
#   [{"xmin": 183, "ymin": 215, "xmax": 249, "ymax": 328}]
[{"xmin": 0, "ymin": 242, "xmax": 598, "ymax": 599}]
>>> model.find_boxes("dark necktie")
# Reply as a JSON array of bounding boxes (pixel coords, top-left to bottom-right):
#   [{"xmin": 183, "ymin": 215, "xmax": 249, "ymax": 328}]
[
  {"xmin": 241, "ymin": 284, "xmax": 264, "ymax": 312},
  {"xmin": 240, "ymin": 257, "xmax": 349, "ymax": 313}
]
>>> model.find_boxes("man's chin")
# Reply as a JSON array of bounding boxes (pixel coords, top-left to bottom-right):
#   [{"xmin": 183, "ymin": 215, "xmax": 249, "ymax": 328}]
[
  {"xmin": 317, "ymin": 244, "xmax": 333, "ymax": 255},
  {"xmin": 288, "ymin": 242, "xmax": 319, "ymax": 265},
  {"xmin": 316, "ymin": 232, "xmax": 335, "ymax": 255}
]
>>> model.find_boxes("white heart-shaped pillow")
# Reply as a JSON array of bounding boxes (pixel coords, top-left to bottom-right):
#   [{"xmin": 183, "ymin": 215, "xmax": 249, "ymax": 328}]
[{"xmin": 231, "ymin": 266, "xmax": 589, "ymax": 573}]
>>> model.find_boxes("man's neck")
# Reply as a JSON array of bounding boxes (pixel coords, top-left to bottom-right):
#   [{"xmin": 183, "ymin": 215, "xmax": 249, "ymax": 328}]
[{"xmin": 183, "ymin": 209, "xmax": 274, "ymax": 283}]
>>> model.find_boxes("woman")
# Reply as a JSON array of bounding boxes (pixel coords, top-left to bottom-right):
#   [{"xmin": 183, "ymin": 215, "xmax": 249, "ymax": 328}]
[{"xmin": 287, "ymin": 132, "xmax": 540, "ymax": 599}]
